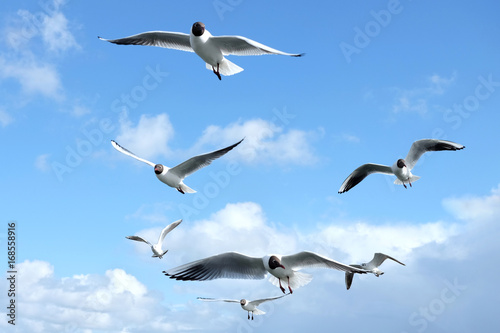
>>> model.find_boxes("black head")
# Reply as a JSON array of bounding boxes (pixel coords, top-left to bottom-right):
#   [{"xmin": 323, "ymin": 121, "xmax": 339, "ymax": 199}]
[
  {"xmin": 192, "ymin": 22, "xmax": 205, "ymax": 37},
  {"xmin": 396, "ymin": 159, "xmax": 406, "ymax": 168},
  {"xmin": 240, "ymin": 299, "xmax": 246, "ymax": 305},
  {"xmin": 154, "ymin": 164, "xmax": 164, "ymax": 175},
  {"xmin": 268, "ymin": 256, "xmax": 285, "ymax": 270}
]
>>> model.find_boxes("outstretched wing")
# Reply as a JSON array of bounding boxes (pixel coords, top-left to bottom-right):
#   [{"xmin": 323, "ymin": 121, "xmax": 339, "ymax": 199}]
[
  {"xmin": 157, "ymin": 219, "xmax": 182, "ymax": 246},
  {"xmin": 366, "ymin": 253, "xmax": 406, "ymax": 269},
  {"xmin": 282, "ymin": 251, "xmax": 369, "ymax": 274},
  {"xmin": 163, "ymin": 252, "xmax": 266, "ymax": 281},
  {"xmin": 250, "ymin": 294, "xmax": 287, "ymax": 306},
  {"xmin": 345, "ymin": 272, "xmax": 354, "ymax": 290},
  {"xmin": 405, "ymin": 139, "xmax": 465, "ymax": 170},
  {"xmin": 338, "ymin": 163, "xmax": 393, "ymax": 193},
  {"xmin": 111, "ymin": 140, "xmax": 156, "ymax": 167},
  {"xmin": 169, "ymin": 138, "xmax": 244, "ymax": 179},
  {"xmin": 197, "ymin": 297, "xmax": 239, "ymax": 303},
  {"xmin": 211, "ymin": 35, "xmax": 304, "ymax": 57},
  {"xmin": 99, "ymin": 31, "xmax": 193, "ymax": 52},
  {"xmin": 125, "ymin": 235, "xmax": 152, "ymax": 246}
]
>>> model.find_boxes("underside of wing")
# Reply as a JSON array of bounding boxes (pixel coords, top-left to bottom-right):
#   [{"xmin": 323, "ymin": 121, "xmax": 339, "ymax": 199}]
[
  {"xmin": 163, "ymin": 252, "xmax": 266, "ymax": 281},
  {"xmin": 111, "ymin": 140, "xmax": 156, "ymax": 167},
  {"xmin": 368, "ymin": 253, "xmax": 406, "ymax": 268},
  {"xmin": 126, "ymin": 235, "xmax": 151, "ymax": 246},
  {"xmin": 405, "ymin": 139, "xmax": 465, "ymax": 170},
  {"xmin": 251, "ymin": 294, "xmax": 287, "ymax": 306},
  {"xmin": 99, "ymin": 31, "xmax": 193, "ymax": 52},
  {"xmin": 197, "ymin": 297, "xmax": 239, "ymax": 303},
  {"xmin": 170, "ymin": 139, "xmax": 244, "ymax": 179},
  {"xmin": 338, "ymin": 163, "xmax": 393, "ymax": 193},
  {"xmin": 158, "ymin": 219, "xmax": 182, "ymax": 244},
  {"xmin": 283, "ymin": 251, "xmax": 369, "ymax": 274},
  {"xmin": 212, "ymin": 36, "xmax": 303, "ymax": 57}
]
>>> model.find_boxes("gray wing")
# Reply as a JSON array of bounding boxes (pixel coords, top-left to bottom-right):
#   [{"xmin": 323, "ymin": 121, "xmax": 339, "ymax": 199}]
[
  {"xmin": 111, "ymin": 140, "xmax": 156, "ymax": 167},
  {"xmin": 338, "ymin": 163, "xmax": 393, "ymax": 193},
  {"xmin": 405, "ymin": 139, "xmax": 465, "ymax": 170},
  {"xmin": 345, "ymin": 272, "xmax": 354, "ymax": 290},
  {"xmin": 169, "ymin": 138, "xmax": 244, "ymax": 179},
  {"xmin": 197, "ymin": 297, "xmax": 239, "ymax": 303},
  {"xmin": 366, "ymin": 253, "xmax": 406, "ymax": 269},
  {"xmin": 157, "ymin": 219, "xmax": 182, "ymax": 245},
  {"xmin": 99, "ymin": 31, "xmax": 193, "ymax": 52},
  {"xmin": 282, "ymin": 251, "xmax": 369, "ymax": 274},
  {"xmin": 125, "ymin": 235, "xmax": 152, "ymax": 246},
  {"xmin": 163, "ymin": 252, "xmax": 266, "ymax": 281},
  {"xmin": 250, "ymin": 294, "xmax": 287, "ymax": 306},
  {"xmin": 211, "ymin": 36, "xmax": 304, "ymax": 57}
]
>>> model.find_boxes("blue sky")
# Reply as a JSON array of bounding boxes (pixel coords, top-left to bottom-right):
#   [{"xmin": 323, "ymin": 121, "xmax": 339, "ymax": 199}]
[{"xmin": 1, "ymin": 0, "xmax": 499, "ymax": 332}]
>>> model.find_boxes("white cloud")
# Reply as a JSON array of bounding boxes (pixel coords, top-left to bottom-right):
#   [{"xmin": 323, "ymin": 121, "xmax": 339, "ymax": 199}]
[
  {"xmin": 0, "ymin": 108, "xmax": 14, "ymax": 127},
  {"xmin": 116, "ymin": 112, "xmax": 174, "ymax": 161},
  {"xmin": 7, "ymin": 186, "xmax": 500, "ymax": 332},
  {"xmin": 0, "ymin": 0, "xmax": 79, "ymax": 100},
  {"xmin": 443, "ymin": 184, "xmax": 500, "ymax": 222},
  {"xmin": 0, "ymin": 56, "xmax": 63, "ymax": 99},
  {"xmin": 195, "ymin": 118, "xmax": 319, "ymax": 166}
]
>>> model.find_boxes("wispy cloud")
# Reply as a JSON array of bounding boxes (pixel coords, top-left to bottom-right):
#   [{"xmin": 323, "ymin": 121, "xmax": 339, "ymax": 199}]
[
  {"xmin": 391, "ymin": 72, "xmax": 457, "ymax": 115},
  {"xmin": 0, "ymin": 108, "xmax": 14, "ymax": 127},
  {"xmin": 35, "ymin": 154, "xmax": 51, "ymax": 172}
]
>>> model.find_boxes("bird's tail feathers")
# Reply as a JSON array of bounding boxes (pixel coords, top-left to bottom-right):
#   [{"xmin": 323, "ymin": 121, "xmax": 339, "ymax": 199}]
[
  {"xmin": 206, "ymin": 59, "xmax": 243, "ymax": 76},
  {"xmin": 394, "ymin": 175, "xmax": 421, "ymax": 185},
  {"xmin": 253, "ymin": 308, "xmax": 265, "ymax": 316},
  {"xmin": 179, "ymin": 183, "xmax": 197, "ymax": 194},
  {"xmin": 268, "ymin": 271, "xmax": 313, "ymax": 290}
]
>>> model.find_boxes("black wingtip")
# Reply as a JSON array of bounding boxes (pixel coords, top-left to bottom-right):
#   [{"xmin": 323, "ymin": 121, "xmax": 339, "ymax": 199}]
[{"xmin": 294, "ymin": 53, "xmax": 306, "ymax": 57}]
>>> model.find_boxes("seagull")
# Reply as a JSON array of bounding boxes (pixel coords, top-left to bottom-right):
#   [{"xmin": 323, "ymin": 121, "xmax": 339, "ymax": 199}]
[
  {"xmin": 198, "ymin": 295, "xmax": 287, "ymax": 320},
  {"xmin": 338, "ymin": 139, "xmax": 465, "ymax": 193},
  {"xmin": 111, "ymin": 138, "xmax": 243, "ymax": 194},
  {"xmin": 126, "ymin": 219, "xmax": 182, "ymax": 259},
  {"xmin": 99, "ymin": 21, "xmax": 303, "ymax": 80},
  {"xmin": 163, "ymin": 251, "xmax": 368, "ymax": 294},
  {"xmin": 345, "ymin": 253, "xmax": 405, "ymax": 290}
]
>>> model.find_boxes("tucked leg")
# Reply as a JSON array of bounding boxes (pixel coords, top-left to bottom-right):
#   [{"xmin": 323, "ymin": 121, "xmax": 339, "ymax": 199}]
[
  {"xmin": 177, "ymin": 187, "xmax": 185, "ymax": 194},
  {"xmin": 212, "ymin": 63, "xmax": 221, "ymax": 80},
  {"xmin": 278, "ymin": 279, "xmax": 286, "ymax": 294}
]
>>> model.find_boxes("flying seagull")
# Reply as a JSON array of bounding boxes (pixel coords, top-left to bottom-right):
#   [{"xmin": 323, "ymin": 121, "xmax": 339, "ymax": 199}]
[
  {"xmin": 345, "ymin": 253, "xmax": 405, "ymax": 290},
  {"xmin": 198, "ymin": 295, "xmax": 287, "ymax": 320},
  {"xmin": 163, "ymin": 251, "xmax": 368, "ymax": 294},
  {"xmin": 126, "ymin": 219, "xmax": 182, "ymax": 259},
  {"xmin": 99, "ymin": 21, "xmax": 303, "ymax": 80},
  {"xmin": 338, "ymin": 139, "xmax": 465, "ymax": 193},
  {"xmin": 111, "ymin": 138, "xmax": 243, "ymax": 194}
]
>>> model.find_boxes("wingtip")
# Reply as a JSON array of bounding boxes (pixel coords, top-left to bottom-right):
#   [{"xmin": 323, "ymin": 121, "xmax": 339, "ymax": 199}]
[{"xmin": 294, "ymin": 53, "xmax": 305, "ymax": 57}]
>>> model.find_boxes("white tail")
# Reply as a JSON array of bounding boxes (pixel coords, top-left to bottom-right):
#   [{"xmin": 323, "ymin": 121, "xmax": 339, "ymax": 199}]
[
  {"xmin": 394, "ymin": 175, "xmax": 421, "ymax": 185},
  {"xmin": 205, "ymin": 59, "xmax": 243, "ymax": 76},
  {"xmin": 268, "ymin": 271, "xmax": 313, "ymax": 291},
  {"xmin": 179, "ymin": 183, "xmax": 197, "ymax": 194}
]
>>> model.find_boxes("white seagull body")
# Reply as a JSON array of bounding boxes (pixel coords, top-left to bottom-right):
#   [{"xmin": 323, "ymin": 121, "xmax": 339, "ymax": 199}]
[
  {"xmin": 163, "ymin": 251, "xmax": 369, "ymax": 294},
  {"xmin": 198, "ymin": 295, "xmax": 287, "ymax": 320},
  {"xmin": 345, "ymin": 253, "xmax": 405, "ymax": 290},
  {"xmin": 99, "ymin": 22, "xmax": 303, "ymax": 80},
  {"xmin": 126, "ymin": 219, "xmax": 182, "ymax": 259},
  {"xmin": 111, "ymin": 138, "xmax": 243, "ymax": 194},
  {"xmin": 338, "ymin": 139, "xmax": 465, "ymax": 193}
]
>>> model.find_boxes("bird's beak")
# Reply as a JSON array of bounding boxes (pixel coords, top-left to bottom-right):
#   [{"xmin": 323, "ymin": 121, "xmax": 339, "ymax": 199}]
[{"xmin": 280, "ymin": 264, "xmax": 285, "ymax": 269}]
